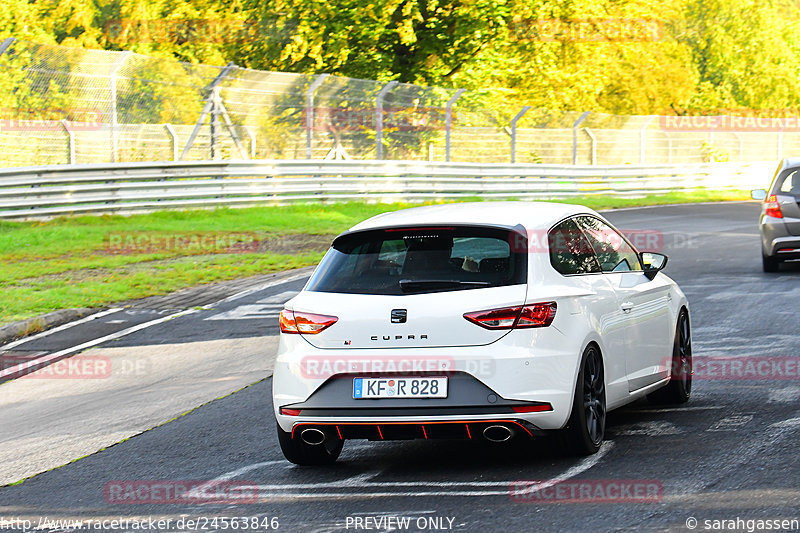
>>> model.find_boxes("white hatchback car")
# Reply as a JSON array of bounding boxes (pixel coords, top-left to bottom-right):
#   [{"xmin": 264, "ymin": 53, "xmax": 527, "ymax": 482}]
[{"xmin": 273, "ymin": 202, "xmax": 691, "ymax": 464}]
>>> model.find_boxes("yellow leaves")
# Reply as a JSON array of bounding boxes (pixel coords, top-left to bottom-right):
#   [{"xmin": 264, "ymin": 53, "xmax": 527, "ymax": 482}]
[
  {"xmin": 360, "ymin": 2, "xmax": 381, "ymax": 20},
  {"xmin": 397, "ymin": 18, "xmax": 418, "ymax": 46}
]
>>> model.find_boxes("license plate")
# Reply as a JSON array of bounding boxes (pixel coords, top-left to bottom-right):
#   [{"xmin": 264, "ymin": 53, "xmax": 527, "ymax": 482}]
[{"xmin": 353, "ymin": 377, "xmax": 448, "ymax": 399}]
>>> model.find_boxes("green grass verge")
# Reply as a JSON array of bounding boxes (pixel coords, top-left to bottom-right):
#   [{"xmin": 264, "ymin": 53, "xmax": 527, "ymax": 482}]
[{"xmin": 0, "ymin": 190, "xmax": 751, "ymax": 326}]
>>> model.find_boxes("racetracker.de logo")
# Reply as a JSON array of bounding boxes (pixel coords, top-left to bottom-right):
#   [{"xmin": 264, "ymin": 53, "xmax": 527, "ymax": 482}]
[
  {"xmin": 510, "ymin": 479, "xmax": 663, "ymax": 503},
  {"xmin": 1, "ymin": 355, "xmax": 113, "ymax": 379},
  {"xmin": 686, "ymin": 356, "xmax": 800, "ymax": 381},
  {"xmin": 509, "ymin": 229, "xmax": 664, "ymax": 253},
  {"xmin": 659, "ymin": 113, "xmax": 800, "ymax": 132},
  {"xmin": 299, "ymin": 355, "xmax": 458, "ymax": 380},
  {"xmin": 0, "ymin": 108, "xmax": 104, "ymax": 131},
  {"xmin": 510, "ymin": 18, "xmax": 666, "ymax": 42},
  {"xmin": 103, "ymin": 19, "xmax": 259, "ymax": 44},
  {"xmin": 104, "ymin": 231, "xmax": 260, "ymax": 254},
  {"xmin": 104, "ymin": 480, "xmax": 259, "ymax": 504}
]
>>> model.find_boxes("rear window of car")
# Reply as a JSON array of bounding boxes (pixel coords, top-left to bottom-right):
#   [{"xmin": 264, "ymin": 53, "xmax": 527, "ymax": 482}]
[
  {"xmin": 306, "ymin": 226, "xmax": 527, "ymax": 295},
  {"xmin": 776, "ymin": 168, "xmax": 800, "ymax": 196}
]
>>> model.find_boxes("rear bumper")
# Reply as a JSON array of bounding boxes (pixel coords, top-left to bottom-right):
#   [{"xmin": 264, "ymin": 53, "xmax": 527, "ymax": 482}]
[
  {"xmin": 272, "ymin": 328, "xmax": 582, "ymax": 433},
  {"xmin": 761, "ymin": 217, "xmax": 800, "ymax": 258},
  {"xmin": 281, "ymin": 371, "xmax": 552, "ymax": 415},
  {"xmin": 289, "ymin": 419, "xmax": 544, "ymax": 442},
  {"xmin": 279, "ymin": 372, "xmax": 553, "ymax": 440},
  {"xmin": 763, "ymin": 233, "xmax": 800, "ymax": 259}
]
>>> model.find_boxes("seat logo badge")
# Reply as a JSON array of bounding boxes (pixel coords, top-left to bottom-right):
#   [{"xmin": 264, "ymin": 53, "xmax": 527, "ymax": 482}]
[{"xmin": 391, "ymin": 309, "xmax": 407, "ymax": 323}]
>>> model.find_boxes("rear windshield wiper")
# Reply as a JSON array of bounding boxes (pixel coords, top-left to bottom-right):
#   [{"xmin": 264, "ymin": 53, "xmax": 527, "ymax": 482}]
[{"xmin": 399, "ymin": 279, "xmax": 492, "ymax": 293}]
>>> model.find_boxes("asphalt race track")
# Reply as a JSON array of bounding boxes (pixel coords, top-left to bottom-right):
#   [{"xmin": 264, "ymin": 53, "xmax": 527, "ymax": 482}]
[{"xmin": 1, "ymin": 202, "xmax": 799, "ymax": 533}]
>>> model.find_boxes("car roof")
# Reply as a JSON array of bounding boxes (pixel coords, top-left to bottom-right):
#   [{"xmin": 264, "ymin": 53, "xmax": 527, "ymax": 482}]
[{"xmin": 347, "ymin": 201, "xmax": 600, "ymax": 232}]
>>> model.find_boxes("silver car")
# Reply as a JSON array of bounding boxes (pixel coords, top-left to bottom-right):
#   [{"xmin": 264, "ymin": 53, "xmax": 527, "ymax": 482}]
[{"xmin": 752, "ymin": 159, "xmax": 800, "ymax": 272}]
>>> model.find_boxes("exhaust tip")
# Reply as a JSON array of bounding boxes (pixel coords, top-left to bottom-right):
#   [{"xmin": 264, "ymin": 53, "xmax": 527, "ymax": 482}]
[
  {"xmin": 299, "ymin": 428, "xmax": 327, "ymax": 446},
  {"xmin": 483, "ymin": 424, "xmax": 514, "ymax": 443}
]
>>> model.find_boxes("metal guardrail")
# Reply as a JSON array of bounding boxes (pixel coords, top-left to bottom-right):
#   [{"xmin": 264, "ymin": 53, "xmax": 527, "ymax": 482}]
[{"xmin": 0, "ymin": 160, "xmax": 773, "ymax": 219}]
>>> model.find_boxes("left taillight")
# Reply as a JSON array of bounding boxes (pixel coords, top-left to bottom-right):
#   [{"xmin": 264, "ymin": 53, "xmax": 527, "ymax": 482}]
[
  {"xmin": 463, "ymin": 302, "xmax": 557, "ymax": 330},
  {"xmin": 279, "ymin": 309, "xmax": 338, "ymax": 334},
  {"xmin": 765, "ymin": 194, "xmax": 784, "ymax": 218}
]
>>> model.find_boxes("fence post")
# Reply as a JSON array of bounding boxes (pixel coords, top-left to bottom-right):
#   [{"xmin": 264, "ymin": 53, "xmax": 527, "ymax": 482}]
[
  {"xmin": 731, "ymin": 131, "xmax": 743, "ymax": 161},
  {"xmin": 375, "ymin": 81, "xmax": 398, "ymax": 160},
  {"xmin": 306, "ymin": 74, "xmax": 329, "ymax": 159},
  {"xmin": 244, "ymin": 126, "xmax": 256, "ymax": 159},
  {"xmin": 572, "ymin": 112, "xmax": 590, "ymax": 164},
  {"xmin": 60, "ymin": 119, "xmax": 75, "ymax": 164},
  {"xmin": 640, "ymin": 115, "xmax": 656, "ymax": 164},
  {"xmin": 0, "ymin": 37, "xmax": 15, "ymax": 56},
  {"xmin": 109, "ymin": 51, "xmax": 131, "ymax": 163},
  {"xmin": 662, "ymin": 130, "xmax": 673, "ymax": 164},
  {"xmin": 164, "ymin": 124, "xmax": 178, "ymax": 161},
  {"xmin": 217, "ymin": 101, "xmax": 248, "ymax": 159},
  {"xmin": 110, "ymin": 76, "xmax": 118, "ymax": 162},
  {"xmin": 210, "ymin": 86, "xmax": 222, "ymax": 160},
  {"xmin": 510, "ymin": 106, "xmax": 531, "ymax": 163},
  {"xmin": 180, "ymin": 62, "xmax": 236, "ymax": 160},
  {"xmin": 584, "ymin": 127, "xmax": 597, "ymax": 165},
  {"xmin": 445, "ymin": 88, "xmax": 465, "ymax": 162}
]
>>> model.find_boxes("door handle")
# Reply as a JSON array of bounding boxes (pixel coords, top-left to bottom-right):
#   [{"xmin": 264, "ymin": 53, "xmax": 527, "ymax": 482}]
[{"xmin": 621, "ymin": 301, "xmax": 634, "ymax": 313}]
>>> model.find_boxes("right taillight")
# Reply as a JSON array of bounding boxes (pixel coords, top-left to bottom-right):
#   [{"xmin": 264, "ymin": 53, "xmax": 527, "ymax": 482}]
[
  {"xmin": 464, "ymin": 302, "xmax": 557, "ymax": 330},
  {"xmin": 279, "ymin": 309, "xmax": 338, "ymax": 334},
  {"xmin": 765, "ymin": 195, "xmax": 784, "ymax": 218}
]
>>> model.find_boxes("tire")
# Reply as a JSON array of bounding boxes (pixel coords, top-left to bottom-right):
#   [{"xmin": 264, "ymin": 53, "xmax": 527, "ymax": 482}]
[
  {"xmin": 560, "ymin": 344, "xmax": 606, "ymax": 456},
  {"xmin": 277, "ymin": 424, "xmax": 343, "ymax": 466},
  {"xmin": 763, "ymin": 253, "xmax": 780, "ymax": 273},
  {"xmin": 648, "ymin": 309, "xmax": 692, "ymax": 404}
]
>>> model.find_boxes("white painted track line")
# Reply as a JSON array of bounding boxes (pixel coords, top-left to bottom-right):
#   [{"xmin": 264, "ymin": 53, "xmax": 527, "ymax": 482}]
[
  {"xmin": 0, "ymin": 308, "xmax": 198, "ymax": 381},
  {"xmin": 214, "ymin": 270, "xmax": 311, "ymax": 305},
  {"xmin": 0, "ymin": 268, "xmax": 312, "ymax": 384},
  {"xmin": 0, "ymin": 308, "xmax": 123, "ymax": 352},
  {"xmin": 0, "ymin": 271, "xmax": 307, "ymax": 484},
  {"xmin": 191, "ymin": 442, "xmax": 613, "ymax": 501}
]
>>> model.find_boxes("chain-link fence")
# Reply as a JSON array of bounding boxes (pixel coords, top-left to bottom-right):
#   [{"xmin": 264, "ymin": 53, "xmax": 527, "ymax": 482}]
[{"xmin": 1, "ymin": 37, "xmax": 798, "ymax": 167}]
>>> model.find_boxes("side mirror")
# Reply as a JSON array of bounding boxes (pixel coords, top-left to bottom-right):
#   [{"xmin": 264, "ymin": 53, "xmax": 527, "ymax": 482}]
[
  {"xmin": 641, "ymin": 252, "xmax": 668, "ymax": 280},
  {"xmin": 751, "ymin": 189, "xmax": 767, "ymax": 201}
]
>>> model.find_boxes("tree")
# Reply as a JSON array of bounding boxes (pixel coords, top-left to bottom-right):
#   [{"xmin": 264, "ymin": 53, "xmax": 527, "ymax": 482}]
[
  {"xmin": 231, "ymin": 0, "xmax": 510, "ymax": 85},
  {"xmin": 681, "ymin": 0, "xmax": 800, "ymax": 113},
  {"xmin": 4, "ymin": 0, "xmax": 800, "ymax": 119}
]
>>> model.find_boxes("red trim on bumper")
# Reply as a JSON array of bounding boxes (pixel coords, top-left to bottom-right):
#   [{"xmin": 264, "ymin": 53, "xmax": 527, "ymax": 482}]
[{"xmin": 290, "ymin": 419, "xmax": 535, "ymax": 439}]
